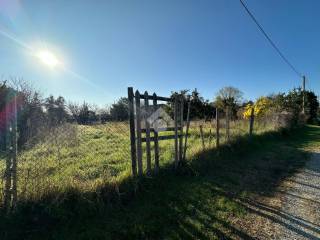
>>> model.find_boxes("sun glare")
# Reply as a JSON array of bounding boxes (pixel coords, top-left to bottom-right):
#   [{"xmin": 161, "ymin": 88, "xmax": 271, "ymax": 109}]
[{"xmin": 37, "ymin": 50, "xmax": 60, "ymax": 68}]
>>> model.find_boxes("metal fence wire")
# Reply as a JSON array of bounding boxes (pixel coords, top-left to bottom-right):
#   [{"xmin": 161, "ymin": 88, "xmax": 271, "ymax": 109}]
[
  {"xmin": 16, "ymin": 120, "xmax": 131, "ymax": 202},
  {"xmin": 0, "ymin": 92, "xmax": 290, "ymax": 209}
]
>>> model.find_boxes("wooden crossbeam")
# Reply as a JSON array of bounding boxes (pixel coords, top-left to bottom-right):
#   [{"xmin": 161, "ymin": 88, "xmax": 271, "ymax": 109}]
[
  {"xmin": 137, "ymin": 93, "xmax": 172, "ymax": 102},
  {"xmin": 141, "ymin": 127, "xmax": 182, "ymax": 133},
  {"xmin": 141, "ymin": 134, "xmax": 186, "ymax": 142}
]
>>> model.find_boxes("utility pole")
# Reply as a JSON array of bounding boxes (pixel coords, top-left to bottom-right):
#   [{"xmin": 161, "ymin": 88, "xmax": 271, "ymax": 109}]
[{"xmin": 302, "ymin": 75, "xmax": 306, "ymax": 114}]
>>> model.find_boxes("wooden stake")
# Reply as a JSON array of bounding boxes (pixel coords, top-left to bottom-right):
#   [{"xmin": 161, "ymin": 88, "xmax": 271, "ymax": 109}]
[
  {"xmin": 179, "ymin": 96, "xmax": 184, "ymax": 163},
  {"xmin": 183, "ymin": 98, "xmax": 191, "ymax": 161},
  {"xmin": 216, "ymin": 108, "xmax": 220, "ymax": 148},
  {"xmin": 174, "ymin": 97, "xmax": 179, "ymax": 168},
  {"xmin": 128, "ymin": 87, "xmax": 137, "ymax": 176},
  {"xmin": 200, "ymin": 125, "xmax": 205, "ymax": 150},
  {"xmin": 4, "ymin": 95, "xmax": 11, "ymax": 211},
  {"xmin": 4, "ymin": 89, "xmax": 18, "ymax": 211},
  {"xmin": 144, "ymin": 91, "xmax": 151, "ymax": 175},
  {"xmin": 226, "ymin": 106, "xmax": 230, "ymax": 143},
  {"xmin": 249, "ymin": 107, "xmax": 255, "ymax": 136},
  {"xmin": 135, "ymin": 90, "xmax": 143, "ymax": 175},
  {"xmin": 11, "ymin": 93, "xmax": 17, "ymax": 208},
  {"xmin": 153, "ymin": 93, "xmax": 159, "ymax": 174}
]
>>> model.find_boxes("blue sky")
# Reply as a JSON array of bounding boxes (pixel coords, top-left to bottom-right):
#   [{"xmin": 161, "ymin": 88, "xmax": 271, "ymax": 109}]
[{"xmin": 0, "ymin": 0, "xmax": 319, "ymax": 105}]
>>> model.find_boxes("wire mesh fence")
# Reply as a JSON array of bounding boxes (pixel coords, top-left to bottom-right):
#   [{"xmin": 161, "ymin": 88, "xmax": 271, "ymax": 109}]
[
  {"xmin": 0, "ymin": 89, "xmax": 291, "ymax": 210},
  {"xmin": 16, "ymin": 120, "xmax": 131, "ymax": 202}
]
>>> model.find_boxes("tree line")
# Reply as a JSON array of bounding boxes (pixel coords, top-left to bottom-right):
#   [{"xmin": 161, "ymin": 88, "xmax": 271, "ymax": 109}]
[
  {"xmin": 0, "ymin": 79, "xmax": 319, "ymax": 149},
  {"xmin": 170, "ymin": 86, "xmax": 319, "ymax": 125},
  {"xmin": 0, "ymin": 80, "xmax": 130, "ymax": 148}
]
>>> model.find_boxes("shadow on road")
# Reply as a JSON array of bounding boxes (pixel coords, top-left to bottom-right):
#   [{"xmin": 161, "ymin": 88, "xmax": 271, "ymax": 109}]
[{"xmin": 1, "ymin": 125, "xmax": 320, "ymax": 239}]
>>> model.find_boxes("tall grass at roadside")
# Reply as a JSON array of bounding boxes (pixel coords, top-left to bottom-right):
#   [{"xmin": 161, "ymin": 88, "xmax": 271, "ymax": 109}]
[
  {"xmin": 0, "ymin": 118, "xmax": 277, "ymax": 205},
  {"xmin": 2, "ymin": 125, "xmax": 318, "ymax": 240}
]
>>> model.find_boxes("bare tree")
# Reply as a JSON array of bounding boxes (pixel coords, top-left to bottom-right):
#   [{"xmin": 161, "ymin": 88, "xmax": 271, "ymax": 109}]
[
  {"xmin": 215, "ymin": 86, "xmax": 243, "ymax": 108},
  {"xmin": 5, "ymin": 78, "xmax": 46, "ymax": 147}
]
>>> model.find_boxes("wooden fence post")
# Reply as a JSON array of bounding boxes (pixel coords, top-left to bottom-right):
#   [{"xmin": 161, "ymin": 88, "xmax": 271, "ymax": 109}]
[
  {"xmin": 179, "ymin": 96, "xmax": 184, "ymax": 163},
  {"xmin": 249, "ymin": 107, "xmax": 255, "ymax": 136},
  {"xmin": 200, "ymin": 125, "xmax": 205, "ymax": 150},
  {"xmin": 128, "ymin": 87, "xmax": 137, "ymax": 176},
  {"xmin": 226, "ymin": 105, "xmax": 230, "ymax": 143},
  {"xmin": 135, "ymin": 90, "xmax": 143, "ymax": 176},
  {"xmin": 144, "ymin": 91, "xmax": 151, "ymax": 175},
  {"xmin": 153, "ymin": 93, "xmax": 159, "ymax": 174},
  {"xmin": 183, "ymin": 97, "xmax": 191, "ymax": 161},
  {"xmin": 4, "ymin": 95, "xmax": 11, "ymax": 211},
  {"xmin": 4, "ymin": 89, "xmax": 18, "ymax": 211},
  {"xmin": 216, "ymin": 108, "xmax": 220, "ymax": 148},
  {"xmin": 174, "ymin": 96, "xmax": 179, "ymax": 168},
  {"xmin": 11, "ymin": 93, "xmax": 17, "ymax": 208}
]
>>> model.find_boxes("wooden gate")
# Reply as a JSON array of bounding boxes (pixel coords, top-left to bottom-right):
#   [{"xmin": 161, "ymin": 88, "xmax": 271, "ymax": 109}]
[{"xmin": 128, "ymin": 87, "xmax": 190, "ymax": 176}]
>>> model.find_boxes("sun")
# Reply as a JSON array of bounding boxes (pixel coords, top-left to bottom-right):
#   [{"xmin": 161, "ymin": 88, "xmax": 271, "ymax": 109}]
[{"xmin": 36, "ymin": 50, "xmax": 60, "ymax": 68}]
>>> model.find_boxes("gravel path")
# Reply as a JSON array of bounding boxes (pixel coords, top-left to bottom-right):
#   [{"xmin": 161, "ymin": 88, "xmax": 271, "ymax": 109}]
[
  {"xmin": 277, "ymin": 152, "xmax": 320, "ymax": 239},
  {"xmin": 233, "ymin": 151, "xmax": 320, "ymax": 239}
]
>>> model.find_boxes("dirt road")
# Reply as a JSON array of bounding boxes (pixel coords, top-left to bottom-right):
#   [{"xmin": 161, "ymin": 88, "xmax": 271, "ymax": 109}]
[
  {"xmin": 276, "ymin": 152, "xmax": 320, "ymax": 239},
  {"xmin": 236, "ymin": 152, "xmax": 320, "ymax": 239}
]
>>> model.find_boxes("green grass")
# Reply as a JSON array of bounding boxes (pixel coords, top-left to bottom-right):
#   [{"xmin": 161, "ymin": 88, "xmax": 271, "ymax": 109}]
[
  {"xmin": 0, "ymin": 119, "xmax": 273, "ymax": 203},
  {"xmin": 1, "ymin": 122, "xmax": 320, "ymax": 239}
]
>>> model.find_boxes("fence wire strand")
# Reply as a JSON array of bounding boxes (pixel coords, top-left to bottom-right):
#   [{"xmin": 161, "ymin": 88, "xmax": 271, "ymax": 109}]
[{"xmin": 0, "ymin": 98, "xmax": 292, "ymax": 207}]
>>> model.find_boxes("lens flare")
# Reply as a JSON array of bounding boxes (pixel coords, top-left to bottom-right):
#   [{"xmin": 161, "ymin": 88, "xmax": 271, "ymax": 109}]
[{"xmin": 36, "ymin": 50, "xmax": 60, "ymax": 68}]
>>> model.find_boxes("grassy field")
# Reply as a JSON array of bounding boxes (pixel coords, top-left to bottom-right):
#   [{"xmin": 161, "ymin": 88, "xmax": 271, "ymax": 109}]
[
  {"xmin": 1, "ymin": 124, "xmax": 319, "ymax": 239},
  {"xmin": 0, "ymin": 118, "xmax": 276, "ymax": 204},
  {"xmin": 3, "ymin": 118, "xmax": 311, "ymax": 239}
]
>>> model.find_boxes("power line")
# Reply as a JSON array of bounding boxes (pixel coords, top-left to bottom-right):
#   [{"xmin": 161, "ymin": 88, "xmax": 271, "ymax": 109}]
[{"xmin": 239, "ymin": 0, "xmax": 302, "ymax": 78}]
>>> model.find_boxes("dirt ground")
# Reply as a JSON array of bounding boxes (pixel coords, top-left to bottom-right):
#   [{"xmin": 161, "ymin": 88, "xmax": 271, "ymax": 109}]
[{"xmin": 233, "ymin": 151, "xmax": 320, "ymax": 240}]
